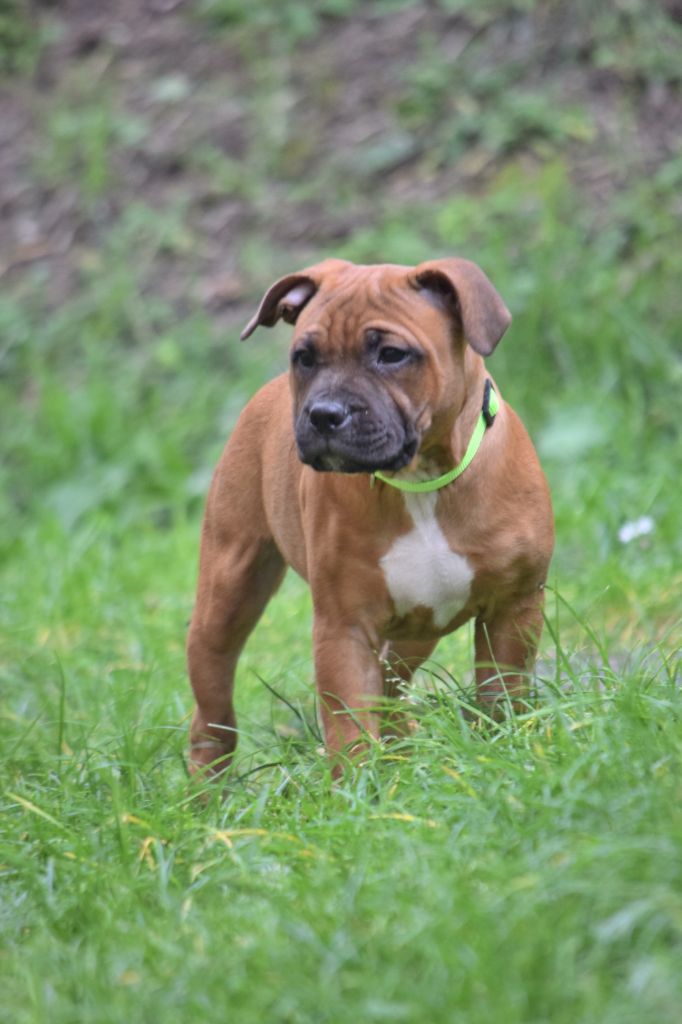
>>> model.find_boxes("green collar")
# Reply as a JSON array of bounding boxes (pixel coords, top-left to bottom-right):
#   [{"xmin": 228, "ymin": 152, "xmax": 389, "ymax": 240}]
[{"xmin": 372, "ymin": 380, "xmax": 499, "ymax": 494}]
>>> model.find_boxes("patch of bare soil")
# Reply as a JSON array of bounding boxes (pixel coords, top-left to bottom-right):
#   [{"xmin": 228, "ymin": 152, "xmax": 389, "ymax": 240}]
[{"xmin": 1, "ymin": 0, "xmax": 680, "ymax": 316}]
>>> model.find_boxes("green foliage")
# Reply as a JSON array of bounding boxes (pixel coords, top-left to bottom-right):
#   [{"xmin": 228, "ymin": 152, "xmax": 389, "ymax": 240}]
[
  {"xmin": 567, "ymin": 0, "xmax": 682, "ymax": 84},
  {"xmin": 199, "ymin": 0, "xmax": 414, "ymax": 36},
  {"xmin": 1, "ymin": 551, "xmax": 681, "ymax": 1021},
  {"xmin": 2, "ymin": 147, "xmax": 681, "ymax": 1021},
  {"xmin": 393, "ymin": 0, "xmax": 681, "ymax": 165},
  {"xmin": 199, "ymin": 0, "xmax": 361, "ymax": 49},
  {"xmin": 34, "ymin": 82, "xmax": 147, "ymax": 201},
  {"xmin": 1, "ymin": 2, "xmax": 681, "ymax": 1021},
  {"xmin": 0, "ymin": 0, "xmax": 41, "ymax": 74},
  {"xmin": 0, "ymin": 204, "xmax": 281, "ymax": 541},
  {"xmin": 400, "ymin": 78, "xmax": 594, "ymax": 159}
]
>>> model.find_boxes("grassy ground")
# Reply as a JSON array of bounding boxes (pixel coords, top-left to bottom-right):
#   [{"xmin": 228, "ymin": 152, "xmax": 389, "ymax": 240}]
[{"xmin": 1, "ymin": 3, "xmax": 681, "ymax": 1022}]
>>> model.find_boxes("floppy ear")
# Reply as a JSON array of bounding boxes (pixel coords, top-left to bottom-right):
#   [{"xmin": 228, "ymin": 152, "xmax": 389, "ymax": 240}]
[
  {"xmin": 239, "ymin": 275, "xmax": 317, "ymax": 340},
  {"xmin": 239, "ymin": 258, "xmax": 351, "ymax": 340},
  {"xmin": 411, "ymin": 258, "xmax": 511, "ymax": 356}
]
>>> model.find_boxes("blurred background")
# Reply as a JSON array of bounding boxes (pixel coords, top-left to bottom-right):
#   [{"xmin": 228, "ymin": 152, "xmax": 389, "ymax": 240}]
[{"xmin": 1, "ymin": 0, "xmax": 680, "ymax": 699}]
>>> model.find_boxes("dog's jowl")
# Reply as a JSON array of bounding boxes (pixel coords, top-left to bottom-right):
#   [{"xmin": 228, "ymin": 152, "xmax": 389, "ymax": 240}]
[{"xmin": 187, "ymin": 258, "xmax": 554, "ymax": 774}]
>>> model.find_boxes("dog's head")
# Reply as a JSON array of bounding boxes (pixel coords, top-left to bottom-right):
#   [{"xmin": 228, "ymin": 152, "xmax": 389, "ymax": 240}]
[{"xmin": 241, "ymin": 258, "xmax": 511, "ymax": 474}]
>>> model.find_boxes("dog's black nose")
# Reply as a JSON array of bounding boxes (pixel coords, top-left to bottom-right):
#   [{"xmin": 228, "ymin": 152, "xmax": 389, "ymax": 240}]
[{"xmin": 308, "ymin": 400, "xmax": 349, "ymax": 435}]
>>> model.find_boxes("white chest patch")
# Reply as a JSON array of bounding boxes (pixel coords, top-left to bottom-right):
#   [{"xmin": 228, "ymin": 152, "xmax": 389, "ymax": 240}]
[{"xmin": 379, "ymin": 492, "xmax": 474, "ymax": 628}]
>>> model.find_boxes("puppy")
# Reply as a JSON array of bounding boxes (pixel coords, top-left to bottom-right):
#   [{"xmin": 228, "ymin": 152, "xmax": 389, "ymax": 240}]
[{"xmin": 187, "ymin": 258, "xmax": 553, "ymax": 773}]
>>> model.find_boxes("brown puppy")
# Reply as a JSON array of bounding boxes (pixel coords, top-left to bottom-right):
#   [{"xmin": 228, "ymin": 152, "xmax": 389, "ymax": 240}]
[{"xmin": 187, "ymin": 258, "xmax": 554, "ymax": 774}]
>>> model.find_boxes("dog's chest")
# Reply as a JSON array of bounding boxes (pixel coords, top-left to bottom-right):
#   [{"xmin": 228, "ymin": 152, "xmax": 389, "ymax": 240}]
[{"xmin": 379, "ymin": 492, "xmax": 474, "ymax": 629}]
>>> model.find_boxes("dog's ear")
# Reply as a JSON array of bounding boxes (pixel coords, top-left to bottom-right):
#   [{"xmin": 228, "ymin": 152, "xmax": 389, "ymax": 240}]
[
  {"xmin": 239, "ymin": 274, "xmax": 317, "ymax": 340},
  {"xmin": 411, "ymin": 258, "xmax": 511, "ymax": 356},
  {"xmin": 240, "ymin": 259, "xmax": 351, "ymax": 340}
]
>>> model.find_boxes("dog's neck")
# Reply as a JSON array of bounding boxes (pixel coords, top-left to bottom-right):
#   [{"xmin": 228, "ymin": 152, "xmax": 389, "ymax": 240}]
[
  {"xmin": 420, "ymin": 369, "xmax": 491, "ymax": 473},
  {"xmin": 373, "ymin": 375, "xmax": 498, "ymax": 494}
]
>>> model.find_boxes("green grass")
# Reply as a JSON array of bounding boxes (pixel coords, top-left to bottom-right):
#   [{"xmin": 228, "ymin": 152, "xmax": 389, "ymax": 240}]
[
  {"xmin": 1, "ymin": 2, "xmax": 681, "ymax": 1020},
  {"xmin": 2, "ymin": 167, "xmax": 680, "ymax": 1021},
  {"xmin": 1, "ymin": 555, "xmax": 680, "ymax": 1022}
]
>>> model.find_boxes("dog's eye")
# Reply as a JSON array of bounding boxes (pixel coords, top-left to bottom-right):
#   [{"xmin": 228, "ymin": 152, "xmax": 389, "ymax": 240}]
[
  {"xmin": 292, "ymin": 346, "xmax": 315, "ymax": 370},
  {"xmin": 378, "ymin": 346, "xmax": 410, "ymax": 366}
]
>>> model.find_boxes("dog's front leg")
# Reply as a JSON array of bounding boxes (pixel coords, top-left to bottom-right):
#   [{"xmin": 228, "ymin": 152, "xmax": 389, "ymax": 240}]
[
  {"xmin": 187, "ymin": 538, "xmax": 285, "ymax": 776},
  {"xmin": 312, "ymin": 616, "xmax": 384, "ymax": 767}
]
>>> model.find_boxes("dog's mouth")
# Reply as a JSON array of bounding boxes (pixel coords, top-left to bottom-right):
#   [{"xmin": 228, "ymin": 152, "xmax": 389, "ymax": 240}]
[
  {"xmin": 294, "ymin": 385, "xmax": 420, "ymax": 475},
  {"xmin": 303, "ymin": 435, "xmax": 418, "ymax": 475},
  {"xmin": 295, "ymin": 403, "xmax": 419, "ymax": 475}
]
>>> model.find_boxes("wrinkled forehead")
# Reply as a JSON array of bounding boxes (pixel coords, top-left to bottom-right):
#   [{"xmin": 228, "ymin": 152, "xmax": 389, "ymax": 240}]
[{"xmin": 294, "ymin": 263, "xmax": 436, "ymax": 342}]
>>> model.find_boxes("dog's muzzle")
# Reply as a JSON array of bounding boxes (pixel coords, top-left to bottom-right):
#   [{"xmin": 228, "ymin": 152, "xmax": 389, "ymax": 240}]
[{"xmin": 295, "ymin": 392, "xmax": 417, "ymax": 474}]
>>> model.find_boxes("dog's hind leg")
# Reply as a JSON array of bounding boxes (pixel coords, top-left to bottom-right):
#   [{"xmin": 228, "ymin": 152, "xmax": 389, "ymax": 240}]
[
  {"xmin": 474, "ymin": 592, "xmax": 544, "ymax": 716},
  {"xmin": 187, "ymin": 532, "xmax": 285, "ymax": 777}
]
